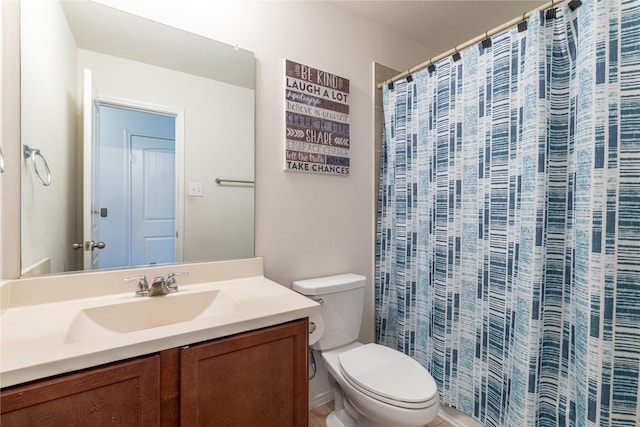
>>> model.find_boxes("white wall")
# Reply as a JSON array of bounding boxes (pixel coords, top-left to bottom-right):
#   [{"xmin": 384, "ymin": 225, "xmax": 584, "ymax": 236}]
[
  {"xmin": 20, "ymin": 0, "xmax": 79, "ymax": 274},
  {"xmin": 0, "ymin": 0, "xmax": 21, "ymax": 281},
  {"xmin": 0, "ymin": 1, "xmax": 4, "ymax": 281}
]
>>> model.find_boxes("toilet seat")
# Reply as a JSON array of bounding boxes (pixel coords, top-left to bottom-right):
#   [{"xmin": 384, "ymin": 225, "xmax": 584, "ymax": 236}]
[{"xmin": 339, "ymin": 343, "xmax": 438, "ymax": 410}]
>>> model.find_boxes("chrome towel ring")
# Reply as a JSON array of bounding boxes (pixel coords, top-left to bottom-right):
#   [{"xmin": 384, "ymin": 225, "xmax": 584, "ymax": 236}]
[
  {"xmin": 23, "ymin": 144, "xmax": 52, "ymax": 186},
  {"xmin": 0, "ymin": 145, "xmax": 5, "ymax": 174}
]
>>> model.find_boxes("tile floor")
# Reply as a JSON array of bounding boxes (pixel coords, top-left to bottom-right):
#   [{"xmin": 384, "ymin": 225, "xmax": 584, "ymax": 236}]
[{"xmin": 309, "ymin": 401, "xmax": 455, "ymax": 427}]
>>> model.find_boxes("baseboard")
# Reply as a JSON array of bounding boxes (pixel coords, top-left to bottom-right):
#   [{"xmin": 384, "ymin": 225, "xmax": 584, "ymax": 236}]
[
  {"xmin": 309, "ymin": 390, "xmax": 334, "ymax": 410},
  {"xmin": 438, "ymin": 406, "xmax": 483, "ymax": 427},
  {"xmin": 21, "ymin": 257, "xmax": 51, "ymax": 276}
]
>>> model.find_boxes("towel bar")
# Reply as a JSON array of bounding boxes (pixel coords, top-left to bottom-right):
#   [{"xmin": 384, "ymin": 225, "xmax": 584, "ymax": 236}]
[{"xmin": 215, "ymin": 178, "xmax": 254, "ymax": 185}]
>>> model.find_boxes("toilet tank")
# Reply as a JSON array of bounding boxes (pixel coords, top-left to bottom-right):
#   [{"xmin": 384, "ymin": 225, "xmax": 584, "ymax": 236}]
[{"xmin": 292, "ymin": 273, "xmax": 366, "ymax": 350}]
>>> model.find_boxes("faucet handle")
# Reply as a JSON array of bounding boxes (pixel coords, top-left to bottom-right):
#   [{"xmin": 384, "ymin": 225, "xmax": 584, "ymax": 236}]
[
  {"xmin": 166, "ymin": 271, "xmax": 189, "ymax": 292},
  {"xmin": 122, "ymin": 275, "xmax": 149, "ymax": 297}
]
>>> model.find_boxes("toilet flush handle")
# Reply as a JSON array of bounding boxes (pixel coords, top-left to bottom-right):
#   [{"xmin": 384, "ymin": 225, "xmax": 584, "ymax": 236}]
[
  {"xmin": 309, "ymin": 298, "xmax": 323, "ymax": 335},
  {"xmin": 309, "ymin": 298, "xmax": 324, "ymax": 334}
]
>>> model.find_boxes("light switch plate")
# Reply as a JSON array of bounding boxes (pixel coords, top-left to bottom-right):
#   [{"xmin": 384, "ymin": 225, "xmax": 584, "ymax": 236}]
[{"xmin": 188, "ymin": 182, "xmax": 204, "ymax": 197}]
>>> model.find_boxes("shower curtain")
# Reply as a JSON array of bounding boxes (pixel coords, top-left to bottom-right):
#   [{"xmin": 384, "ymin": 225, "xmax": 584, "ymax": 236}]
[{"xmin": 376, "ymin": 1, "xmax": 640, "ymax": 426}]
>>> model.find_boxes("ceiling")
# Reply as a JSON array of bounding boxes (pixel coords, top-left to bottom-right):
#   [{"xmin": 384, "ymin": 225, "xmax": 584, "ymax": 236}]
[
  {"xmin": 332, "ymin": 1, "xmax": 548, "ymax": 54},
  {"xmin": 62, "ymin": 1, "xmax": 255, "ymax": 88}
]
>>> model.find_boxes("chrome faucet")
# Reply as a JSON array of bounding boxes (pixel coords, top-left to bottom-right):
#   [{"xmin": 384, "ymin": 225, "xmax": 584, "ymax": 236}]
[
  {"xmin": 123, "ymin": 272, "xmax": 189, "ymax": 297},
  {"xmin": 149, "ymin": 276, "xmax": 170, "ymax": 296}
]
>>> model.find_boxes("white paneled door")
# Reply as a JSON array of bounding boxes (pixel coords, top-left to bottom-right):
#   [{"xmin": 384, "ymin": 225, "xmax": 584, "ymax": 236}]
[{"xmin": 129, "ymin": 134, "xmax": 176, "ymax": 266}]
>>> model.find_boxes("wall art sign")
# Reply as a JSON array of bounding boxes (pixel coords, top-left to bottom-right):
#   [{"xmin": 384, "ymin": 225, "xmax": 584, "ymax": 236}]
[{"xmin": 284, "ymin": 59, "xmax": 350, "ymax": 176}]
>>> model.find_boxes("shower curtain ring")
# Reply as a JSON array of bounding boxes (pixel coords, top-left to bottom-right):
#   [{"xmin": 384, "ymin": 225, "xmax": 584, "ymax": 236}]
[
  {"xmin": 518, "ymin": 12, "xmax": 529, "ymax": 32},
  {"xmin": 481, "ymin": 32, "xmax": 493, "ymax": 49},
  {"xmin": 453, "ymin": 46, "xmax": 461, "ymax": 62}
]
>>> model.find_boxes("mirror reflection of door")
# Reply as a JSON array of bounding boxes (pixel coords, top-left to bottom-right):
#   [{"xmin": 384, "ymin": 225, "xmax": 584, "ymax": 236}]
[
  {"xmin": 97, "ymin": 104, "xmax": 176, "ymax": 269},
  {"xmin": 129, "ymin": 133, "xmax": 176, "ymax": 266}
]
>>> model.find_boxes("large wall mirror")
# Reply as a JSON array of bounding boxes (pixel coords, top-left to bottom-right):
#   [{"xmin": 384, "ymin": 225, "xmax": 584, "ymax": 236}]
[{"xmin": 20, "ymin": 0, "xmax": 255, "ymax": 276}]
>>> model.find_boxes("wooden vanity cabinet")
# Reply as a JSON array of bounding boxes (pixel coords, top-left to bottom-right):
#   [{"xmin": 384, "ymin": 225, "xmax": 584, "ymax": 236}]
[
  {"xmin": 1, "ymin": 319, "xmax": 308, "ymax": 427},
  {"xmin": 180, "ymin": 318, "xmax": 308, "ymax": 426},
  {"xmin": 0, "ymin": 355, "xmax": 160, "ymax": 426}
]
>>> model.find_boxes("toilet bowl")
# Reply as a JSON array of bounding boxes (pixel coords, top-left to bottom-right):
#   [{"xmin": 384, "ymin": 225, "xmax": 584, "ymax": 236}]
[
  {"xmin": 293, "ymin": 274, "xmax": 439, "ymax": 427},
  {"xmin": 323, "ymin": 342, "xmax": 440, "ymax": 427}
]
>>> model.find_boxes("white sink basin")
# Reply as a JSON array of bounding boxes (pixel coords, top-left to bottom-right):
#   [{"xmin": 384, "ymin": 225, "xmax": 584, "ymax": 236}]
[{"xmin": 64, "ymin": 290, "xmax": 239, "ymax": 343}]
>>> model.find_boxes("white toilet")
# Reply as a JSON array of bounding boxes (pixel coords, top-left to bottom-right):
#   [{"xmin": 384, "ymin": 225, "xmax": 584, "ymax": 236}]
[{"xmin": 293, "ymin": 273, "xmax": 440, "ymax": 427}]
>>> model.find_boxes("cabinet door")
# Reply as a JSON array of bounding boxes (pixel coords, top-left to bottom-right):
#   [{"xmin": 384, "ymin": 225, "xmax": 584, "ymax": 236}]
[
  {"xmin": 181, "ymin": 319, "xmax": 308, "ymax": 427},
  {"xmin": 1, "ymin": 355, "xmax": 160, "ymax": 426}
]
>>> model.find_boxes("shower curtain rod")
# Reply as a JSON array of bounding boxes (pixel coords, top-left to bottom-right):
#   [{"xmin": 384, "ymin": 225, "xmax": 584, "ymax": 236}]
[{"xmin": 377, "ymin": 0, "xmax": 572, "ymax": 89}]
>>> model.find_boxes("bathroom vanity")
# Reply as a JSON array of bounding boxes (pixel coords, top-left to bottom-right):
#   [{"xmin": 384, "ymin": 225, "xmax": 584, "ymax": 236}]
[
  {"xmin": 1, "ymin": 319, "xmax": 307, "ymax": 425},
  {"xmin": 0, "ymin": 258, "xmax": 319, "ymax": 426}
]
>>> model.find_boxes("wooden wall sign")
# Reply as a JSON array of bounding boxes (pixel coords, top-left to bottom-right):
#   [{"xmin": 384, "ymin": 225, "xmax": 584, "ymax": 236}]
[{"xmin": 284, "ymin": 59, "xmax": 350, "ymax": 176}]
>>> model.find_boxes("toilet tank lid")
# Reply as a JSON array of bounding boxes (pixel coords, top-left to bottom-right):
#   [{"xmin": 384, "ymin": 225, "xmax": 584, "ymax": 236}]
[{"xmin": 292, "ymin": 273, "xmax": 366, "ymax": 295}]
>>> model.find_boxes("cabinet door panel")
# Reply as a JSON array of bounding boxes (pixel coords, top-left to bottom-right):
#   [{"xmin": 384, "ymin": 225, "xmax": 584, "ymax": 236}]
[
  {"xmin": 181, "ymin": 319, "xmax": 308, "ymax": 427},
  {"xmin": 1, "ymin": 356, "xmax": 160, "ymax": 426}
]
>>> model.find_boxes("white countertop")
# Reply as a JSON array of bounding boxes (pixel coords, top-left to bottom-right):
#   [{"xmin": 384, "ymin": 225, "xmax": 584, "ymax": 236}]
[{"xmin": 0, "ymin": 258, "xmax": 320, "ymax": 388}]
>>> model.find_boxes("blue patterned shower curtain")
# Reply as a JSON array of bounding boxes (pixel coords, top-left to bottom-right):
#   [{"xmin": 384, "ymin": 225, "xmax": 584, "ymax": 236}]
[{"xmin": 376, "ymin": 1, "xmax": 640, "ymax": 426}]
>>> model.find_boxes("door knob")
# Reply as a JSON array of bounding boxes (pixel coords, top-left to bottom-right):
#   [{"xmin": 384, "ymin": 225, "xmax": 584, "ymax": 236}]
[
  {"xmin": 72, "ymin": 241, "xmax": 106, "ymax": 251},
  {"xmin": 91, "ymin": 241, "xmax": 106, "ymax": 250}
]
